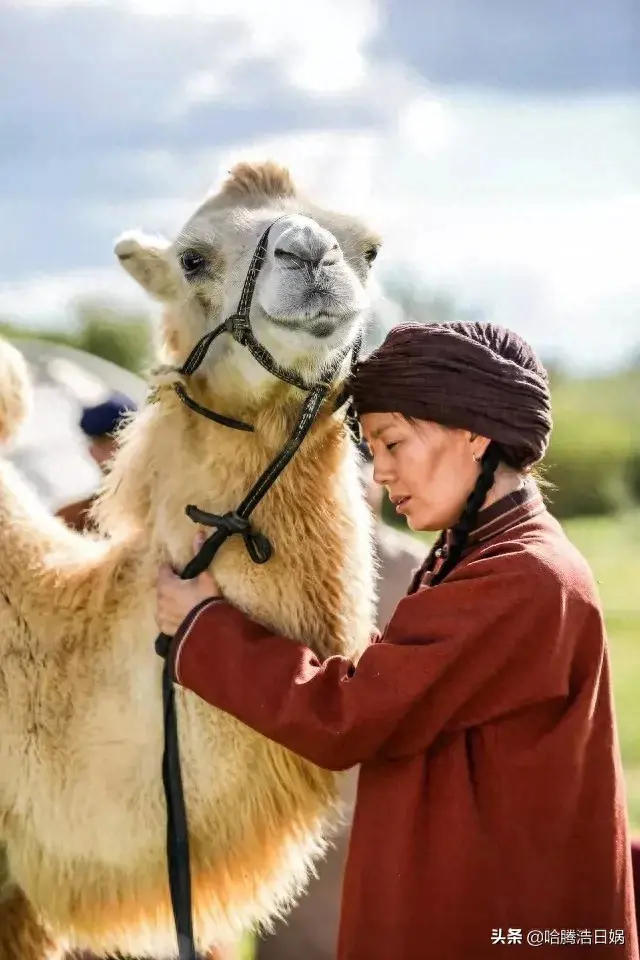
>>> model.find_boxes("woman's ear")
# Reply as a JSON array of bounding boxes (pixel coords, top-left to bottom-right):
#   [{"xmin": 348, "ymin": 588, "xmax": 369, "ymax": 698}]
[{"xmin": 469, "ymin": 433, "xmax": 491, "ymax": 463}]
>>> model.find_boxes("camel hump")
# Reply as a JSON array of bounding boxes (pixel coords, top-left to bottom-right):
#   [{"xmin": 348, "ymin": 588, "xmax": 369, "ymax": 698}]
[{"xmin": 0, "ymin": 338, "xmax": 32, "ymax": 445}]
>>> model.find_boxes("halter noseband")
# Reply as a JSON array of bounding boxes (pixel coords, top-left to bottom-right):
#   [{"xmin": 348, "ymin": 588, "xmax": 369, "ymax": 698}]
[{"xmin": 154, "ymin": 216, "xmax": 363, "ymax": 960}]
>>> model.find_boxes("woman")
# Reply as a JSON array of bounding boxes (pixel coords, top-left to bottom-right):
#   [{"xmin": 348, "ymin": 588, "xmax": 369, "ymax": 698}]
[{"xmin": 155, "ymin": 322, "xmax": 638, "ymax": 959}]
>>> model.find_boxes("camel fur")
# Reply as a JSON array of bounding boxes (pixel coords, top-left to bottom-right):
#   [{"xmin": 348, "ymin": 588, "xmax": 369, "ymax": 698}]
[{"xmin": 0, "ymin": 162, "xmax": 381, "ymax": 958}]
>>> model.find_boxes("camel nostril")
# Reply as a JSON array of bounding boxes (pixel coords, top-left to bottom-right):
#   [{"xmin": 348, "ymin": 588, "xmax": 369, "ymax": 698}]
[
  {"xmin": 274, "ymin": 246, "xmax": 342, "ymax": 271},
  {"xmin": 275, "ymin": 247, "xmax": 301, "ymax": 262},
  {"xmin": 275, "ymin": 247, "xmax": 319, "ymax": 269},
  {"xmin": 321, "ymin": 245, "xmax": 341, "ymax": 267}
]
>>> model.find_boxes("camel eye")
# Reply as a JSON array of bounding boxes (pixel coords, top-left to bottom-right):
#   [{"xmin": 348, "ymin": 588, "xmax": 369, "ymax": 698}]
[
  {"xmin": 364, "ymin": 246, "xmax": 379, "ymax": 265},
  {"xmin": 180, "ymin": 250, "xmax": 206, "ymax": 277}
]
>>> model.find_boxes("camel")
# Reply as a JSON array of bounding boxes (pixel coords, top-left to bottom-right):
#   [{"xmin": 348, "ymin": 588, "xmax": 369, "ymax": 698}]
[{"xmin": 0, "ymin": 161, "xmax": 381, "ymax": 959}]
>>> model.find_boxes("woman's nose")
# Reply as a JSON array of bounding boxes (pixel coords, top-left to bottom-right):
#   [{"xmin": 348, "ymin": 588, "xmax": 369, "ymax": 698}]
[{"xmin": 373, "ymin": 458, "xmax": 393, "ymax": 486}]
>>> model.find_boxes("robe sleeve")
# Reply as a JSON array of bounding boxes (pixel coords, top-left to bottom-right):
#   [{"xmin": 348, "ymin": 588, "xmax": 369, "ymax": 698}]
[{"xmin": 167, "ymin": 548, "xmax": 583, "ymax": 770}]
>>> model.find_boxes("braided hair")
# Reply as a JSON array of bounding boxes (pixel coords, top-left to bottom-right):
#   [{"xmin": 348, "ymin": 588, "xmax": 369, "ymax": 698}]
[{"xmin": 424, "ymin": 442, "xmax": 503, "ymax": 588}]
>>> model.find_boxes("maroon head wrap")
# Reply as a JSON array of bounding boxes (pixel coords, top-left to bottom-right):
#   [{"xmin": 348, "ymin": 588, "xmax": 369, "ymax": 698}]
[{"xmin": 350, "ymin": 321, "xmax": 552, "ymax": 468}]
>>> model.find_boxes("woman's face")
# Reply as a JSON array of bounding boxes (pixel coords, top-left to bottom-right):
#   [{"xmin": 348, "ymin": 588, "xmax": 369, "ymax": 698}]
[{"xmin": 360, "ymin": 412, "xmax": 489, "ymax": 531}]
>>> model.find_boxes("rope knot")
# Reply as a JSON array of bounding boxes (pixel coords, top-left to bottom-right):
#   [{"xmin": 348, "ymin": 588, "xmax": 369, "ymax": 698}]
[
  {"xmin": 185, "ymin": 505, "xmax": 273, "ymax": 566},
  {"xmin": 225, "ymin": 314, "xmax": 250, "ymax": 346}
]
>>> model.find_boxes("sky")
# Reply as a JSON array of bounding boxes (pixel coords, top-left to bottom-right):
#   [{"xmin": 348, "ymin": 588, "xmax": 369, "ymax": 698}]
[{"xmin": 0, "ymin": 0, "xmax": 638, "ymax": 372}]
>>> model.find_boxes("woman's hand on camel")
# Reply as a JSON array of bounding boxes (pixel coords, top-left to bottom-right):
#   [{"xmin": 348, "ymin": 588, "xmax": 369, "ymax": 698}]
[{"xmin": 155, "ymin": 533, "xmax": 222, "ymax": 636}]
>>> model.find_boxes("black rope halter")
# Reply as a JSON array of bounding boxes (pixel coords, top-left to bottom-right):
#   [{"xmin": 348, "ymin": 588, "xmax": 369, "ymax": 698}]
[{"xmin": 153, "ymin": 217, "xmax": 363, "ymax": 960}]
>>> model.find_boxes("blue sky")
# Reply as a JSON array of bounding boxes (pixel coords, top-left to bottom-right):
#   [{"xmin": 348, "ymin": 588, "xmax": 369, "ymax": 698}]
[{"xmin": 0, "ymin": 0, "xmax": 638, "ymax": 371}]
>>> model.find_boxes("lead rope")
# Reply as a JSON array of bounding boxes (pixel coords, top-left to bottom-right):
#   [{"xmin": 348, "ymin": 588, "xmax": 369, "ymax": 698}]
[
  {"xmin": 154, "ymin": 218, "xmax": 361, "ymax": 960},
  {"xmin": 155, "ymin": 384, "xmax": 330, "ymax": 960}
]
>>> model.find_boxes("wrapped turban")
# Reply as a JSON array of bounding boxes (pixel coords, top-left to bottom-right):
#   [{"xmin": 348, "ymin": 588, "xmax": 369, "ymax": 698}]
[{"xmin": 350, "ymin": 321, "xmax": 552, "ymax": 468}]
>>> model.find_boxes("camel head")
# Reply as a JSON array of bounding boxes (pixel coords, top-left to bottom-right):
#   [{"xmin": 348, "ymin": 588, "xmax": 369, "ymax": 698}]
[{"xmin": 114, "ymin": 161, "xmax": 382, "ymax": 404}]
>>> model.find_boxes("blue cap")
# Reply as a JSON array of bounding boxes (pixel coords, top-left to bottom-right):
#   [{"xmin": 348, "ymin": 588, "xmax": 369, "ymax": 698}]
[{"xmin": 79, "ymin": 393, "xmax": 137, "ymax": 438}]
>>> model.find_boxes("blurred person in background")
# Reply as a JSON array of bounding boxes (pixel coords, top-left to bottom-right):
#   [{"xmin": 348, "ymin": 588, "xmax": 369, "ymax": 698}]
[
  {"xmin": 254, "ymin": 443, "xmax": 425, "ymax": 960},
  {"xmin": 56, "ymin": 392, "xmax": 137, "ymax": 532}
]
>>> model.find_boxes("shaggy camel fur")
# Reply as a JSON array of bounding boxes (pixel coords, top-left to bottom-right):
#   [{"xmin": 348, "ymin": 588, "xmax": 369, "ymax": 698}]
[{"xmin": 0, "ymin": 162, "xmax": 380, "ymax": 958}]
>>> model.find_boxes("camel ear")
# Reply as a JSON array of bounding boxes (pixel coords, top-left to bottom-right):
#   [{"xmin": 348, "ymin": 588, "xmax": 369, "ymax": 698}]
[{"xmin": 114, "ymin": 230, "xmax": 183, "ymax": 303}]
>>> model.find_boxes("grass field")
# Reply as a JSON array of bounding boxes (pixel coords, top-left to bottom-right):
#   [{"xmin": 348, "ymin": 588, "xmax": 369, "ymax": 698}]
[
  {"xmin": 240, "ymin": 936, "xmax": 255, "ymax": 960},
  {"xmin": 562, "ymin": 510, "xmax": 640, "ymax": 830}
]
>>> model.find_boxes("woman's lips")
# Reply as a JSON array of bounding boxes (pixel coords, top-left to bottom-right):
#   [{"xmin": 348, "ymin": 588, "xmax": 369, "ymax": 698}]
[{"xmin": 395, "ymin": 496, "xmax": 411, "ymax": 514}]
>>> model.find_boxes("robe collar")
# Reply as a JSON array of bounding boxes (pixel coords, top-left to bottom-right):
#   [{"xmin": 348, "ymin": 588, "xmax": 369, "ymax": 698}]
[
  {"xmin": 465, "ymin": 478, "xmax": 545, "ymax": 549},
  {"xmin": 414, "ymin": 480, "xmax": 545, "ymax": 591}
]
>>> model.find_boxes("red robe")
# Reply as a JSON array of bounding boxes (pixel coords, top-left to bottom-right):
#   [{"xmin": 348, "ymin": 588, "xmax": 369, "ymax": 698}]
[
  {"xmin": 166, "ymin": 488, "xmax": 638, "ymax": 959},
  {"xmin": 632, "ymin": 841, "xmax": 640, "ymax": 942}
]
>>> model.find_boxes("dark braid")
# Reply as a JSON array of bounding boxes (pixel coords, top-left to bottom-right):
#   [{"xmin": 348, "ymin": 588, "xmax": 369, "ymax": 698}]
[
  {"xmin": 430, "ymin": 443, "xmax": 502, "ymax": 587},
  {"xmin": 412, "ymin": 529, "xmax": 447, "ymax": 591}
]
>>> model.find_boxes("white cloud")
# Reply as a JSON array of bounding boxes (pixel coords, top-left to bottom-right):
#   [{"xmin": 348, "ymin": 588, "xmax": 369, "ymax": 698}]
[
  {"xmin": 16, "ymin": 0, "xmax": 380, "ymax": 101},
  {"xmin": 2, "ymin": 0, "xmax": 637, "ymax": 371},
  {"xmin": 13, "ymin": 0, "xmax": 227, "ymax": 12},
  {"xmin": 173, "ymin": 0, "xmax": 378, "ymax": 101},
  {"xmin": 85, "ymin": 196, "xmax": 196, "ymax": 238},
  {"xmin": 5, "ymin": 88, "xmax": 637, "ymax": 372},
  {"xmin": 174, "ymin": 71, "xmax": 227, "ymax": 110},
  {"xmin": 395, "ymin": 95, "xmax": 454, "ymax": 156},
  {"xmin": 15, "ymin": 0, "xmax": 91, "ymax": 6},
  {"xmin": 255, "ymin": 119, "xmax": 640, "ymax": 367}
]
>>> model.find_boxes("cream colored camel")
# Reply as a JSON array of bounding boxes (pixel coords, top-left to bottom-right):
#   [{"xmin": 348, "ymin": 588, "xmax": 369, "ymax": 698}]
[{"xmin": 0, "ymin": 162, "xmax": 381, "ymax": 959}]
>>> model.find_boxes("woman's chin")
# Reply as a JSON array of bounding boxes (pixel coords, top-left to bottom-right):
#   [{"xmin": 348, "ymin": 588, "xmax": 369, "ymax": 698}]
[
  {"xmin": 404, "ymin": 506, "xmax": 445, "ymax": 534},
  {"xmin": 407, "ymin": 519, "xmax": 435, "ymax": 533},
  {"xmin": 403, "ymin": 509, "xmax": 426, "ymax": 532}
]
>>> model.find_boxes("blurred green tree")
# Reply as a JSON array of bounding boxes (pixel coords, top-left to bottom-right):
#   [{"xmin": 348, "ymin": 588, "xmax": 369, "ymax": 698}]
[
  {"xmin": 73, "ymin": 300, "xmax": 152, "ymax": 374},
  {"xmin": 0, "ymin": 299, "xmax": 152, "ymax": 375}
]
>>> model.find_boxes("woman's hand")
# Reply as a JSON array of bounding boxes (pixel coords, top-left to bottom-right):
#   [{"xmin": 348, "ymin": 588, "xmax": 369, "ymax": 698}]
[{"xmin": 155, "ymin": 534, "xmax": 222, "ymax": 636}]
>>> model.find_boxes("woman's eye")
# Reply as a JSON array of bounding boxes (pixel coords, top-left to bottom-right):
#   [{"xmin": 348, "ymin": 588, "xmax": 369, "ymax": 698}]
[
  {"xmin": 180, "ymin": 250, "xmax": 206, "ymax": 277},
  {"xmin": 386, "ymin": 441, "xmax": 399, "ymax": 451}
]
